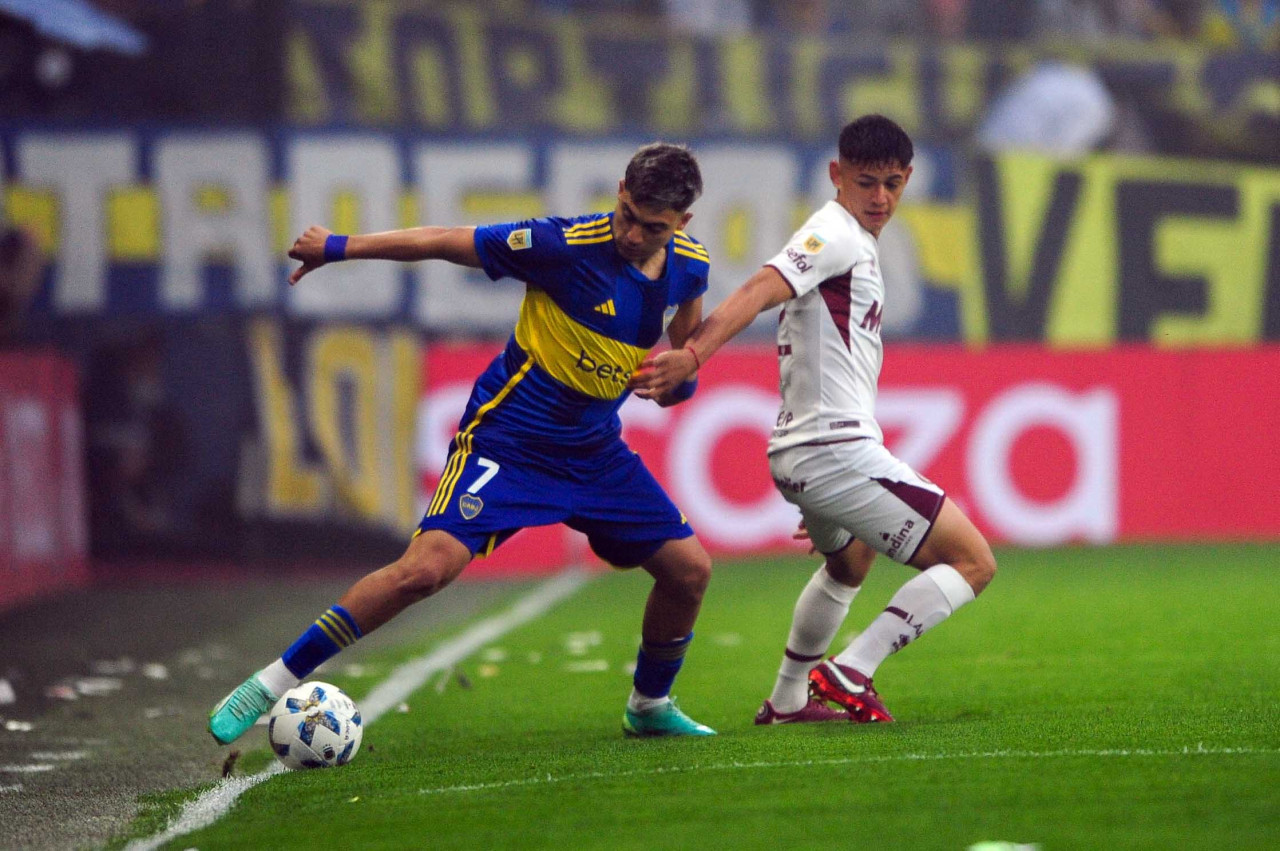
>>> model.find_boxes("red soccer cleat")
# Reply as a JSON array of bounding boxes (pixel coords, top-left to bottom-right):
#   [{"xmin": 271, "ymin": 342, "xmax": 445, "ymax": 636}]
[
  {"xmin": 808, "ymin": 660, "xmax": 895, "ymax": 723},
  {"xmin": 754, "ymin": 698, "xmax": 853, "ymax": 725}
]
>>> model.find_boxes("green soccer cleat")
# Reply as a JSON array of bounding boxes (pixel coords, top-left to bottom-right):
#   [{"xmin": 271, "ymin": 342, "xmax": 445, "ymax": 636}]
[
  {"xmin": 208, "ymin": 674, "xmax": 278, "ymax": 745},
  {"xmin": 622, "ymin": 697, "xmax": 716, "ymax": 738}
]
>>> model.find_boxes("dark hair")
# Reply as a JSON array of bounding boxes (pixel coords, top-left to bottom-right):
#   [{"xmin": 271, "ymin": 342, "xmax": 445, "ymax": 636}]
[
  {"xmin": 624, "ymin": 142, "xmax": 703, "ymax": 212},
  {"xmin": 838, "ymin": 115, "xmax": 914, "ymax": 169}
]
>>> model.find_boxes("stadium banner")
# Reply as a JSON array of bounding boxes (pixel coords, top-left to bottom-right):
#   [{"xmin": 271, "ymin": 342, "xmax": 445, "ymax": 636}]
[
  {"xmin": 5, "ymin": 128, "xmax": 1279, "ymax": 345},
  {"xmin": 285, "ymin": 1, "xmax": 1275, "ymax": 156},
  {"xmin": 0, "ymin": 351, "xmax": 89, "ymax": 608},
  {"xmin": 419, "ymin": 343, "xmax": 1280, "ymax": 577}
]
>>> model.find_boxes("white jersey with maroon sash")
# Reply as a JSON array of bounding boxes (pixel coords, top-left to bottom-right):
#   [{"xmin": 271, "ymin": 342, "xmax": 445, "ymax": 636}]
[
  {"xmin": 764, "ymin": 200, "xmax": 886, "ymax": 454},
  {"xmin": 761, "ymin": 200, "xmax": 944, "ymax": 565}
]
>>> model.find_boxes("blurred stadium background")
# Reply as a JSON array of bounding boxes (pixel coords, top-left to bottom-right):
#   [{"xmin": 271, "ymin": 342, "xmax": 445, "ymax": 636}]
[{"xmin": 0, "ymin": 0, "xmax": 1276, "ymax": 846}]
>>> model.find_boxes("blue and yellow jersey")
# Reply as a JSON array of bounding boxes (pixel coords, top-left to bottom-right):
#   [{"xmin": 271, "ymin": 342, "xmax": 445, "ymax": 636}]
[{"xmin": 459, "ymin": 212, "xmax": 709, "ymax": 455}]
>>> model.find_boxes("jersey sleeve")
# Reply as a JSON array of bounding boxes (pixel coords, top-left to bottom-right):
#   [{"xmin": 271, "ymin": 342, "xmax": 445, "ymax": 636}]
[
  {"xmin": 763, "ymin": 223, "xmax": 861, "ymax": 298},
  {"xmin": 473, "ymin": 218, "xmax": 568, "ymax": 284}
]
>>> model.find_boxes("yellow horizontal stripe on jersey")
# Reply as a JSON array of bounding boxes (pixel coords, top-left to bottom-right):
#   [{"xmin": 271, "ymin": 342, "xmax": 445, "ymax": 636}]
[
  {"xmin": 674, "ymin": 247, "xmax": 710, "ymax": 261},
  {"xmin": 673, "ymin": 238, "xmax": 708, "ymax": 257},
  {"xmin": 564, "ymin": 223, "xmax": 610, "ymax": 237},
  {"xmin": 565, "ymin": 234, "xmax": 613, "ymax": 245},
  {"xmin": 515, "ymin": 289, "xmax": 648, "ymax": 400},
  {"xmin": 564, "ymin": 218, "xmax": 609, "ymax": 235}
]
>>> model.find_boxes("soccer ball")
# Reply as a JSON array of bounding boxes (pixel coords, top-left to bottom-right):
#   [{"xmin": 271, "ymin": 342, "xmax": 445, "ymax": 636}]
[{"xmin": 267, "ymin": 681, "xmax": 363, "ymax": 770}]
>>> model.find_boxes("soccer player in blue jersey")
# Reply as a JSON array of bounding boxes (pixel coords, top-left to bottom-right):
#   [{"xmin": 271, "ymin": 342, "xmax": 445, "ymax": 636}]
[{"xmin": 209, "ymin": 143, "xmax": 717, "ymax": 743}]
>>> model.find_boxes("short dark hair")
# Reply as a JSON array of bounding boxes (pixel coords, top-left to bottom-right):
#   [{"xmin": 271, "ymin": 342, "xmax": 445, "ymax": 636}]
[
  {"xmin": 624, "ymin": 142, "xmax": 703, "ymax": 212},
  {"xmin": 838, "ymin": 115, "xmax": 914, "ymax": 169}
]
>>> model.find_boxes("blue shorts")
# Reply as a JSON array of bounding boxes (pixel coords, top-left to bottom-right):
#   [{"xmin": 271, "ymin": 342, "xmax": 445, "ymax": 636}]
[{"xmin": 417, "ymin": 436, "xmax": 693, "ymax": 568}]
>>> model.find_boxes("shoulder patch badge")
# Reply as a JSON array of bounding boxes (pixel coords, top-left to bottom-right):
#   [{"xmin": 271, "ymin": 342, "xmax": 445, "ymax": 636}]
[
  {"xmin": 803, "ymin": 233, "xmax": 827, "ymax": 253},
  {"xmin": 507, "ymin": 228, "xmax": 533, "ymax": 251}
]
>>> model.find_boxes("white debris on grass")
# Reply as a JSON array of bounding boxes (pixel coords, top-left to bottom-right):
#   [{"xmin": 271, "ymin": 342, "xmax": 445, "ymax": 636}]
[
  {"xmin": 342, "ymin": 664, "xmax": 367, "ymax": 677},
  {"xmin": 0, "ymin": 764, "xmax": 53, "ymax": 773},
  {"xmin": 0, "ymin": 679, "xmax": 15, "ymax": 705},
  {"xmin": 91, "ymin": 658, "xmax": 136, "ymax": 676},
  {"xmin": 564, "ymin": 660, "xmax": 609, "ymax": 673},
  {"xmin": 396, "ymin": 702, "xmax": 410, "ymax": 713},
  {"xmin": 142, "ymin": 663, "xmax": 169, "ymax": 680},
  {"xmin": 29, "ymin": 751, "xmax": 89, "ymax": 761},
  {"xmin": 75, "ymin": 678, "xmax": 124, "ymax": 696},
  {"xmin": 3, "ymin": 720, "xmax": 34, "ymax": 732},
  {"xmin": 712, "ymin": 633, "xmax": 743, "ymax": 646},
  {"xmin": 481, "ymin": 647, "xmax": 508, "ymax": 662},
  {"xmin": 564, "ymin": 631, "xmax": 602, "ymax": 656}
]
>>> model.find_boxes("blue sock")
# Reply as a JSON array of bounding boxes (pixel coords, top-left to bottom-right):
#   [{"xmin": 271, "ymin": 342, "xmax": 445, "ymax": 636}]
[
  {"xmin": 281, "ymin": 605, "xmax": 363, "ymax": 679},
  {"xmin": 633, "ymin": 633, "xmax": 693, "ymax": 699}
]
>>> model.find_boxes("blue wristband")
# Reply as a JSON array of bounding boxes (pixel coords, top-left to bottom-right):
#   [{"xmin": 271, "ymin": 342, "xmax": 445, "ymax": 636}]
[
  {"xmin": 668, "ymin": 377, "xmax": 698, "ymax": 403},
  {"xmin": 323, "ymin": 234, "xmax": 349, "ymax": 263}
]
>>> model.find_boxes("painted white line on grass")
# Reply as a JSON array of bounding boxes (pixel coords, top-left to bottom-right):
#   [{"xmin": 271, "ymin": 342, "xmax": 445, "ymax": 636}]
[
  {"xmin": 0, "ymin": 765, "xmax": 54, "ymax": 774},
  {"xmin": 416, "ymin": 744, "xmax": 1280, "ymax": 796},
  {"xmin": 126, "ymin": 569, "xmax": 590, "ymax": 851}
]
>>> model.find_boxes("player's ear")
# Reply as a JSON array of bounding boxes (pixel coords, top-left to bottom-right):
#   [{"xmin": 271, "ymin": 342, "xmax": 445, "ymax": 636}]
[
  {"xmin": 617, "ymin": 178, "xmax": 626, "ymax": 197},
  {"xmin": 678, "ymin": 212, "xmax": 693, "ymax": 229},
  {"xmin": 828, "ymin": 159, "xmax": 841, "ymax": 188}
]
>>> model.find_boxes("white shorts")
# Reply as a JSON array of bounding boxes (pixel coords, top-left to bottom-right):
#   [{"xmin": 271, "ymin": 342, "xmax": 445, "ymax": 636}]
[{"xmin": 768, "ymin": 439, "xmax": 946, "ymax": 564}]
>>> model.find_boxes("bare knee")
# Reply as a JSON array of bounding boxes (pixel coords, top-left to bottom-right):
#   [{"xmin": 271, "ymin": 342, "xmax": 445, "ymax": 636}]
[
  {"xmin": 655, "ymin": 547, "xmax": 712, "ymax": 605},
  {"xmin": 387, "ymin": 534, "xmax": 469, "ymax": 603},
  {"xmin": 824, "ymin": 538, "xmax": 876, "ymax": 587},
  {"xmin": 959, "ymin": 545, "xmax": 997, "ymax": 596}
]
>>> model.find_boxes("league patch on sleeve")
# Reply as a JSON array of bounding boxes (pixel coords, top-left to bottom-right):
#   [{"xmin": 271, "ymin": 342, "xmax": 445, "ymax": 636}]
[
  {"xmin": 802, "ymin": 233, "xmax": 827, "ymax": 253},
  {"xmin": 507, "ymin": 228, "xmax": 533, "ymax": 250}
]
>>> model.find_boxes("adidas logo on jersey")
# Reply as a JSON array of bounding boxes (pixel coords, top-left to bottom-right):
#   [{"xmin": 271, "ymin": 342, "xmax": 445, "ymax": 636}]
[{"xmin": 593, "ymin": 300, "xmax": 616, "ymax": 316}]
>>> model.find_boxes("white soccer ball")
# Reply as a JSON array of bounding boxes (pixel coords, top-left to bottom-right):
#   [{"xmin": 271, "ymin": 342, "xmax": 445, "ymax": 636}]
[{"xmin": 267, "ymin": 681, "xmax": 363, "ymax": 770}]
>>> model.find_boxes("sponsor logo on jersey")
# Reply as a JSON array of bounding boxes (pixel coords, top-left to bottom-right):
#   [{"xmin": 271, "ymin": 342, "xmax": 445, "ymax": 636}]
[
  {"xmin": 881, "ymin": 519, "xmax": 915, "ymax": 559},
  {"xmin": 459, "ymin": 493, "xmax": 484, "ymax": 519},
  {"xmin": 860, "ymin": 300, "xmax": 883, "ymax": 334},
  {"xmin": 785, "ymin": 247, "xmax": 812, "ymax": 273},
  {"xmin": 803, "ymin": 233, "xmax": 827, "ymax": 253},
  {"xmin": 507, "ymin": 228, "xmax": 533, "ymax": 250},
  {"xmin": 575, "ymin": 348, "xmax": 631, "ymax": 388},
  {"xmin": 593, "ymin": 299, "xmax": 616, "ymax": 316}
]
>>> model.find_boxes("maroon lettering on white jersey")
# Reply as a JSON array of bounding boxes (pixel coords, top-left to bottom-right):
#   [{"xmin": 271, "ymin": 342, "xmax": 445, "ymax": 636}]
[{"xmin": 764, "ymin": 200, "xmax": 885, "ymax": 453}]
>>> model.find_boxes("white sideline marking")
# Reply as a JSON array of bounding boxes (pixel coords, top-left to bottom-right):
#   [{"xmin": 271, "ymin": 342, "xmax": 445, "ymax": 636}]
[
  {"xmin": 126, "ymin": 569, "xmax": 590, "ymax": 851},
  {"xmin": 416, "ymin": 744, "xmax": 1279, "ymax": 796}
]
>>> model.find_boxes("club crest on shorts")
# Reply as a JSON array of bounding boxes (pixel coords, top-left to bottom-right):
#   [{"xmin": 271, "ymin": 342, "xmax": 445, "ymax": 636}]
[{"xmin": 459, "ymin": 494, "xmax": 484, "ymax": 520}]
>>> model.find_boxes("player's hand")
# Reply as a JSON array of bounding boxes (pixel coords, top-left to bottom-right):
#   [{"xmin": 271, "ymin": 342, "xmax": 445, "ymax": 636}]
[
  {"xmin": 628, "ymin": 347, "xmax": 698, "ymax": 401},
  {"xmin": 287, "ymin": 225, "xmax": 333, "ymax": 285},
  {"xmin": 793, "ymin": 520, "xmax": 817, "ymax": 555}
]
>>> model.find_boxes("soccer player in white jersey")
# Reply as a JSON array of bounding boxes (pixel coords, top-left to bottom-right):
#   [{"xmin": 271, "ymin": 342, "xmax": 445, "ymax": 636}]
[{"xmin": 630, "ymin": 114, "xmax": 996, "ymax": 724}]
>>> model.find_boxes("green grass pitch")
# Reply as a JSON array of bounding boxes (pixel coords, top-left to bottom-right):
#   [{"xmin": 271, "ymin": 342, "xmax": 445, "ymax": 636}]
[{"xmin": 131, "ymin": 544, "xmax": 1278, "ymax": 850}]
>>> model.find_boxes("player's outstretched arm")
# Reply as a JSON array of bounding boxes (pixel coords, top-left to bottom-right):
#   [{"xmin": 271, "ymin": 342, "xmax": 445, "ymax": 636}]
[
  {"xmin": 288, "ymin": 224, "xmax": 481, "ymax": 285},
  {"xmin": 630, "ymin": 266, "xmax": 792, "ymax": 400}
]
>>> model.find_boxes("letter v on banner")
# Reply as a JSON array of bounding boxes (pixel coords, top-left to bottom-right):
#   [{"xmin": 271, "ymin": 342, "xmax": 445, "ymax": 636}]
[{"xmin": 976, "ymin": 157, "xmax": 1083, "ymax": 341}]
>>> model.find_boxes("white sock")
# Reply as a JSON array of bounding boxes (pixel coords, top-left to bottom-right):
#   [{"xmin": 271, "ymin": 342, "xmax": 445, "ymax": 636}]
[
  {"xmin": 257, "ymin": 659, "xmax": 300, "ymax": 697},
  {"xmin": 769, "ymin": 565, "xmax": 860, "ymax": 713},
  {"xmin": 834, "ymin": 564, "xmax": 975, "ymax": 678},
  {"xmin": 627, "ymin": 689, "xmax": 670, "ymax": 713}
]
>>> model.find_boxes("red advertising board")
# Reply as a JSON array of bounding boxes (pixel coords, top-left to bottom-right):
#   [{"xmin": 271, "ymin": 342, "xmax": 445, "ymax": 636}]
[
  {"xmin": 0, "ymin": 351, "xmax": 90, "ymax": 608},
  {"xmin": 420, "ymin": 344, "xmax": 1280, "ymax": 576}
]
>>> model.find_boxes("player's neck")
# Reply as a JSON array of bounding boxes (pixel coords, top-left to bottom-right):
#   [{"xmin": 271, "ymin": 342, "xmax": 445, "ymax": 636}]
[{"xmin": 631, "ymin": 247, "xmax": 667, "ymax": 281}]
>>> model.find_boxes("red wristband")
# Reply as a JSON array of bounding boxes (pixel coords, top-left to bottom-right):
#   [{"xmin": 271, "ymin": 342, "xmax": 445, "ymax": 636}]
[{"xmin": 685, "ymin": 345, "xmax": 701, "ymax": 371}]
